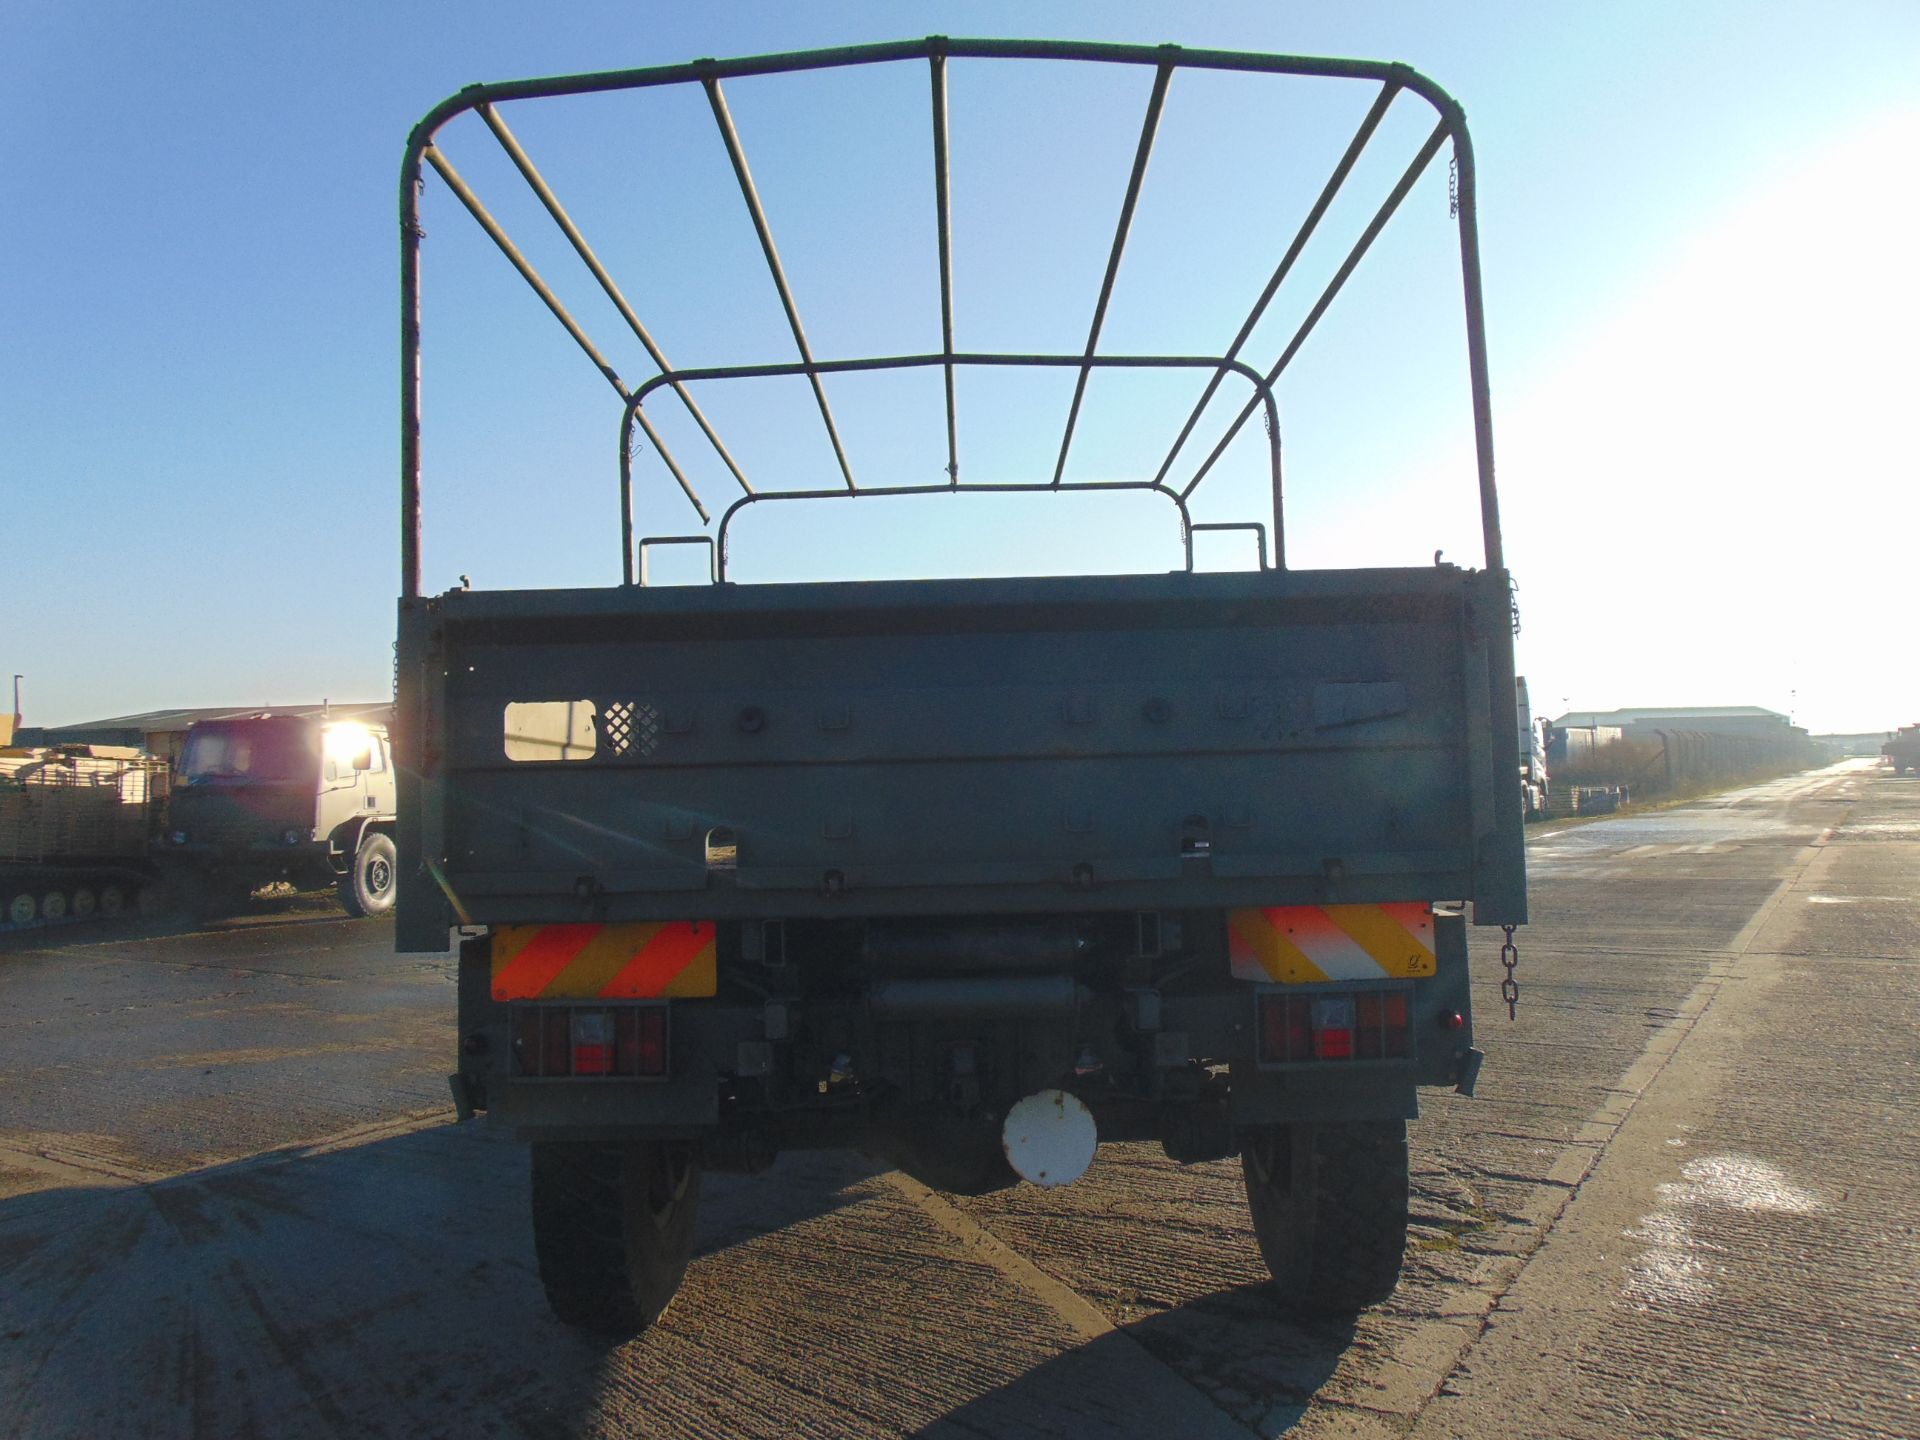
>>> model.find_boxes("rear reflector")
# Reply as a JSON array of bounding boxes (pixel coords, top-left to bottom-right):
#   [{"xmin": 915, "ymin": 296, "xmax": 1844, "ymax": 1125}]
[
  {"xmin": 1257, "ymin": 988, "xmax": 1411, "ymax": 1065},
  {"xmin": 513, "ymin": 1004, "xmax": 668, "ymax": 1077}
]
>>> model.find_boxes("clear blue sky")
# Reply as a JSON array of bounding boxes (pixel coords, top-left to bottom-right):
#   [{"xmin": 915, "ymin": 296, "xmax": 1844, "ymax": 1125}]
[{"xmin": 3, "ymin": 1, "xmax": 1916, "ymax": 733}]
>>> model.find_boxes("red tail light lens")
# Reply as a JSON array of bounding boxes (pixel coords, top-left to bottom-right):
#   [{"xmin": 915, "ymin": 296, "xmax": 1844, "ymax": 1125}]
[
  {"xmin": 624, "ymin": 1006, "xmax": 668, "ymax": 1077},
  {"xmin": 1258, "ymin": 995, "xmax": 1316, "ymax": 1062},
  {"xmin": 1259, "ymin": 993, "xmax": 1289, "ymax": 1060},
  {"xmin": 1355, "ymin": 993, "xmax": 1384, "ymax": 1059},
  {"xmin": 512, "ymin": 1004, "xmax": 669, "ymax": 1077},
  {"xmin": 511, "ymin": 1008, "xmax": 546, "ymax": 1074},
  {"xmin": 1383, "ymin": 993, "xmax": 1411, "ymax": 1057},
  {"xmin": 1257, "ymin": 988, "xmax": 1413, "ymax": 1065},
  {"xmin": 1287, "ymin": 997, "xmax": 1312, "ymax": 1058},
  {"xmin": 542, "ymin": 1009, "xmax": 570, "ymax": 1071}
]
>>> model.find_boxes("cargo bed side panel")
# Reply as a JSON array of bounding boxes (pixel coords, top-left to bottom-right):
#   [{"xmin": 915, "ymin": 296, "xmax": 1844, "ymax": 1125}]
[{"xmin": 397, "ymin": 568, "xmax": 1524, "ymax": 945}]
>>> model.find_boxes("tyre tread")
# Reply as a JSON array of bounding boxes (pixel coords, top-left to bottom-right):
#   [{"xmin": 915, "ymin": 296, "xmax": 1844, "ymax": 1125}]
[
  {"xmin": 1243, "ymin": 1120, "xmax": 1408, "ymax": 1317},
  {"xmin": 530, "ymin": 1141, "xmax": 699, "ymax": 1337},
  {"xmin": 1304, "ymin": 1122, "xmax": 1407, "ymax": 1314},
  {"xmin": 532, "ymin": 1143, "xmax": 643, "ymax": 1333}
]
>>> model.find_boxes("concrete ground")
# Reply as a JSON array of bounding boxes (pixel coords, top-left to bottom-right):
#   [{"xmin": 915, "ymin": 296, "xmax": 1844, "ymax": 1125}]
[{"xmin": 0, "ymin": 761, "xmax": 1912, "ymax": 1438}]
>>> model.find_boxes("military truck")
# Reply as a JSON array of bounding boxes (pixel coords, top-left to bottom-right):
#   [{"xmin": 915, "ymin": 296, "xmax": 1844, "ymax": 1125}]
[
  {"xmin": 1516, "ymin": 677, "xmax": 1549, "ymax": 818},
  {"xmin": 158, "ymin": 712, "xmax": 398, "ymax": 917},
  {"xmin": 396, "ymin": 38, "xmax": 1526, "ymax": 1335}
]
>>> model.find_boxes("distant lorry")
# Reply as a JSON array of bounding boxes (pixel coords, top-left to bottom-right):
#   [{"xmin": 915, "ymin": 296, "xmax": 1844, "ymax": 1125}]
[
  {"xmin": 157, "ymin": 713, "xmax": 398, "ymax": 916},
  {"xmin": 1886, "ymin": 725, "xmax": 1920, "ymax": 775},
  {"xmin": 1, "ymin": 744, "xmax": 168, "ymax": 927},
  {"xmin": 1516, "ymin": 677, "xmax": 1549, "ymax": 818},
  {"xmin": 397, "ymin": 39, "xmax": 1526, "ymax": 1335}
]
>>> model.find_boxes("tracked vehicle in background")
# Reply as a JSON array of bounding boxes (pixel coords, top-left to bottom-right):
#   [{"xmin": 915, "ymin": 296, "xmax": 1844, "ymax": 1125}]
[
  {"xmin": 395, "ymin": 38, "xmax": 1527, "ymax": 1335},
  {"xmin": 1, "ymin": 745, "xmax": 167, "ymax": 928}
]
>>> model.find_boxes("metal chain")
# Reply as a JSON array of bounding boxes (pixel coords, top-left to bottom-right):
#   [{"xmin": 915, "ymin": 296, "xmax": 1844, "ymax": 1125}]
[
  {"xmin": 1448, "ymin": 151, "xmax": 1459, "ymax": 219},
  {"xmin": 1500, "ymin": 923, "xmax": 1520, "ymax": 1020}
]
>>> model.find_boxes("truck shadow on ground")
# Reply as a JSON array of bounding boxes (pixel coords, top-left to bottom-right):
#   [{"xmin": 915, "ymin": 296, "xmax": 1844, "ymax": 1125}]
[
  {"xmin": 0, "ymin": 1123, "xmax": 867, "ymax": 1439},
  {"xmin": 912, "ymin": 1299, "xmax": 1353, "ymax": 1438},
  {"xmin": 0, "ymin": 1123, "xmax": 1351, "ymax": 1439}
]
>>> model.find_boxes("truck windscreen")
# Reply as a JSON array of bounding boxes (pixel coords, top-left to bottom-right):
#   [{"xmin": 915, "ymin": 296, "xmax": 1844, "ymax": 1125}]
[{"xmin": 178, "ymin": 721, "xmax": 320, "ymax": 785}]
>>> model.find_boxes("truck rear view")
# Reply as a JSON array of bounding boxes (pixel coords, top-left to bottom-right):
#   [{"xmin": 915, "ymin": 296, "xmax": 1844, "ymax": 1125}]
[{"xmin": 395, "ymin": 38, "xmax": 1526, "ymax": 1336}]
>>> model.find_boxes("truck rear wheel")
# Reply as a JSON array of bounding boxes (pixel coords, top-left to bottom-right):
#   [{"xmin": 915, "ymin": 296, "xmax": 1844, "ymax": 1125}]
[
  {"xmin": 1241, "ymin": 1121, "xmax": 1409, "ymax": 1316},
  {"xmin": 531, "ymin": 1140, "xmax": 701, "ymax": 1336},
  {"xmin": 337, "ymin": 832, "xmax": 397, "ymax": 917}
]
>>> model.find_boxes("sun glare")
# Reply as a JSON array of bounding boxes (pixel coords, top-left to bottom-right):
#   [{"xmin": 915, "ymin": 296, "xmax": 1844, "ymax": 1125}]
[{"xmin": 1500, "ymin": 107, "xmax": 1920, "ymax": 732}]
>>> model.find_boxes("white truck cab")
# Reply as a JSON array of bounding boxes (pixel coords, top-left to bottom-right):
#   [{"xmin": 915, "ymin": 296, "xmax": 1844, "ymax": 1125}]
[{"xmin": 159, "ymin": 713, "xmax": 398, "ymax": 916}]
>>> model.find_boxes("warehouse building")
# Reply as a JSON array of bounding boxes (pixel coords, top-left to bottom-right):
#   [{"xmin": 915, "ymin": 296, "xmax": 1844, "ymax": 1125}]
[
  {"xmin": 1549, "ymin": 705, "xmax": 1793, "ymax": 739},
  {"xmin": 17, "ymin": 704, "xmax": 392, "ymax": 770}
]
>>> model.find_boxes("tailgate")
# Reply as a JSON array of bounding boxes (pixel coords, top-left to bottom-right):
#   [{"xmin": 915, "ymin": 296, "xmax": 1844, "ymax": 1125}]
[{"xmin": 395, "ymin": 565, "xmax": 1525, "ymax": 949}]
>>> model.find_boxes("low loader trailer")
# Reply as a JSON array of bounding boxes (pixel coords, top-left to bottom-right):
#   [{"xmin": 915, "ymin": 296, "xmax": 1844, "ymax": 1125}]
[{"xmin": 395, "ymin": 38, "xmax": 1527, "ymax": 1335}]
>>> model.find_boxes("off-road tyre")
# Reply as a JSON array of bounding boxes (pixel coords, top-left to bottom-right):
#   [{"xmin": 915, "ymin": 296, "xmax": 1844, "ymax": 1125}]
[
  {"xmin": 1241, "ymin": 1120, "xmax": 1409, "ymax": 1316},
  {"xmin": 337, "ymin": 832, "xmax": 397, "ymax": 918},
  {"xmin": 531, "ymin": 1141, "xmax": 701, "ymax": 1337}
]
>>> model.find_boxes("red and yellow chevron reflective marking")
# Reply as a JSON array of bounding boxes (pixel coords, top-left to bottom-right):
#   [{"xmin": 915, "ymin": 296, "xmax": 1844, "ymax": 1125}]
[
  {"xmin": 1228, "ymin": 903, "xmax": 1435, "ymax": 984},
  {"xmin": 490, "ymin": 922, "xmax": 716, "ymax": 1001}
]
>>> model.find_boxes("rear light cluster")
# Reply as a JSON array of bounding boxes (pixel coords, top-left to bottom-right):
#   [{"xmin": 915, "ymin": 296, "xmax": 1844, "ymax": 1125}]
[
  {"xmin": 1258, "ymin": 990, "xmax": 1411, "ymax": 1065},
  {"xmin": 511, "ymin": 1005, "xmax": 667, "ymax": 1078}
]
